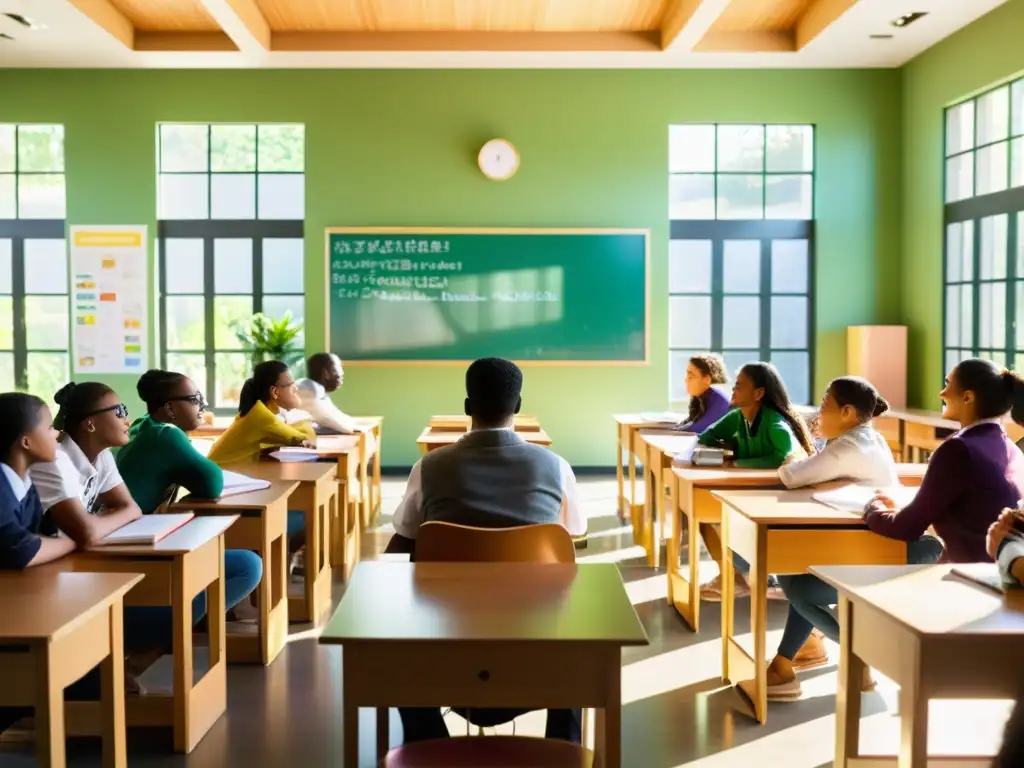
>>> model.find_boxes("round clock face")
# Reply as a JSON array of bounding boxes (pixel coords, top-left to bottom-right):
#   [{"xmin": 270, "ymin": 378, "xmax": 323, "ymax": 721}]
[{"xmin": 478, "ymin": 139, "xmax": 519, "ymax": 181}]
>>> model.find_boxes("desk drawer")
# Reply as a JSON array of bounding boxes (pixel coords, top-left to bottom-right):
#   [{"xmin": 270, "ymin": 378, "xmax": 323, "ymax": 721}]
[{"xmin": 343, "ymin": 642, "xmax": 613, "ymax": 709}]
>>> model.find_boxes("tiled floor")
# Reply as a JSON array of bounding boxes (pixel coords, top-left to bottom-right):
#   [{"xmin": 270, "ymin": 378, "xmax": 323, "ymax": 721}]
[{"xmin": 0, "ymin": 477, "xmax": 1012, "ymax": 766}]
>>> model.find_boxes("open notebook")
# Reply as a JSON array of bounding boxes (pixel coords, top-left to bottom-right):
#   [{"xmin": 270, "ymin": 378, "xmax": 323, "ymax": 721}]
[
  {"xmin": 811, "ymin": 483, "xmax": 918, "ymax": 513},
  {"xmin": 267, "ymin": 448, "xmax": 320, "ymax": 463},
  {"xmin": 98, "ymin": 512, "xmax": 194, "ymax": 546},
  {"xmin": 951, "ymin": 563, "xmax": 1005, "ymax": 593},
  {"xmin": 221, "ymin": 470, "xmax": 272, "ymax": 496},
  {"xmin": 640, "ymin": 412, "xmax": 686, "ymax": 426}
]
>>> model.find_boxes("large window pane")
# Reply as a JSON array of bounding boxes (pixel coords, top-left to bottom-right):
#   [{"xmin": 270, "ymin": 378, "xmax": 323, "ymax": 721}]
[
  {"xmin": 262, "ymin": 296, "xmax": 305, "ymax": 345},
  {"xmin": 723, "ymin": 240, "xmax": 760, "ymax": 293},
  {"xmin": 765, "ymin": 125, "xmax": 813, "ymax": 172},
  {"xmin": 0, "ymin": 296, "xmax": 12, "ymax": 349},
  {"xmin": 669, "ymin": 296, "xmax": 711, "ymax": 348},
  {"xmin": 669, "ymin": 174, "xmax": 714, "ymax": 219},
  {"xmin": 215, "ymin": 352, "xmax": 250, "ymax": 408},
  {"xmin": 1018, "ymin": 213, "xmax": 1024, "ymax": 278},
  {"xmin": 770, "ymin": 351, "xmax": 809, "ymax": 405},
  {"xmin": 18, "ymin": 175, "xmax": 66, "ymax": 219},
  {"xmin": 257, "ymin": 174, "xmax": 304, "ymax": 220},
  {"xmin": 1013, "ymin": 80, "xmax": 1024, "ymax": 136},
  {"xmin": 214, "ymin": 296, "xmax": 252, "ymax": 349},
  {"xmin": 166, "ymin": 352, "xmax": 208, "ymax": 400},
  {"xmin": 24, "ymin": 239, "xmax": 67, "ymax": 294},
  {"xmin": 159, "ymin": 174, "xmax": 209, "ymax": 219},
  {"xmin": 25, "ymin": 296, "xmax": 68, "ymax": 349},
  {"xmin": 977, "ymin": 87, "xmax": 1010, "ymax": 146},
  {"xmin": 1011, "ymin": 136, "xmax": 1024, "ymax": 189},
  {"xmin": 722, "ymin": 296, "xmax": 759, "ymax": 348},
  {"xmin": 166, "ymin": 296, "xmax": 206, "ymax": 350},
  {"xmin": 946, "ymin": 285, "xmax": 961, "ymax": 347},
  {"xmin": 160, "ymin": 125, "xmax": 209, "ymax": 172},
  {"xmin": 717, "ymin": 125, "xmax": 764, "ymax": 172},
  {"xmin": 723, "ymin": 351, "xmax": 758, "ymax": 379},
  {"xmin": 25, "ymin": 352, "xmax": 68, "ymax": 402},
  {"xmin": 960, "ymin": 284, "xmax": 973, "ymax": 349},
  {"xmin": 770, "ymin": 296, "xmax": 808, "ymax": 348},
  {"xmin": 164, "ymin": 239, "xmax": 205, "ymax": 294},
  {"xmin": 1016, "ymin": 282, "xmax": 1024, "ymax": 350},
  {"xmin": 257, "ymin": 125, "xmax": 305, "ymax": 172},
  {"xmin": 980, "ymin": 214, "xmax": 1008, "ymax": 280},
  {"xmin": 945, "ymin": 154, "xmax": 973, "ymax": 202},
  {"xmin": 0, "ymin": 239, "xmax": 11, "ymax": 294},
  {"xmin": 976, "ymin": 142, "xmax": 1009, "ymax": 195},
  {"xmin": 946, "ymin": 222, "xmax": 969, "ymax": 283},
  {"xmin": 669, "ymin": 125, "xmax": 715, "ymax": 173},
  {"xmin": 0, "ymin": 352, "xmax": 12, "ymax": 391},
  {"xmin": 211, "ymin": 174, "xmax": 256, "ymax": 219},
  {"xmin": 0, "ymin": 174, "xmax": 14, "ymax": 218},
  {"xmin": 979, "ymin": 282, "xmax": 1006, "ymax": 349},
  {"xmin": 669, "ymin": 240, "xmax": 712, "ymax": 294},
  {"xmin": 946, "ymin": 101, "xmax": 975, "ymax": 155},
  {"xmin": 211, "ymin": 125, "xmax": 256, "ymax": 172},
  {"xmin": 17, "ymin": 125, "xmax": 64, "ymax": 172},
  {"xmin": 770, "ymin": 240, "xmax": 808, "ymax": 293},
  {"xmin": 0, "ymin": 126, "xmax": 13, "ymax": 172},
  {"xmin": 765, "ymin": 174, "xmax": 812, "ymax": 219},
  {"xmin": 214, "ymin": 239, "xmax": 253, "ymax": 293},
  {"xmin": 263, "ymin": 238, "xmax": 305, "ymax": 294},
  {"xmin": 717, "ymin": 175, "xmax": 763, "ymax": 219}
]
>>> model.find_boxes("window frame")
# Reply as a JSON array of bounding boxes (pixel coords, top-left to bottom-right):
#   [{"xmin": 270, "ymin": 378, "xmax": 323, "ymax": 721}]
[{"xmin": 942, "ymin": 76, "xmax": 1024, "ymax": 373}]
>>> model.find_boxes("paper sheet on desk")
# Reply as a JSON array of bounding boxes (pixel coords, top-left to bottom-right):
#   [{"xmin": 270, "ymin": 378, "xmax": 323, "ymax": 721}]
[
  {"xmin": 812, "ymin": 484, "xmax": 918, "ymax": 513},
  {"xmin": 667, "ymin": 435, "xmax": 700, "ymax": 465},
  {"xmin": 220, "ymin": 470, "xmax": 272, "ymax": 495},
  {"xmin": 268, "ymin": 448, "xmax": 320, "ymax": 463},
  {"xmin": 640, "ymin": 411, "xmax": 685, "ymax": 425}
]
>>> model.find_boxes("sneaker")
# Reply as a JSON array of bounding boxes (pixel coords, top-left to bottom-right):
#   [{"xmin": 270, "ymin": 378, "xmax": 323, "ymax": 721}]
[
  {"xmin": 792, "ymin": 629, "xmax": 829, "ymax": 671},
  {"xmin": 700, "ymin": 573, "xmax": 750, "ymax": 602},
  {"xmin": 765, "ymin": 665, "xmax": 803, "ymax": 700}
]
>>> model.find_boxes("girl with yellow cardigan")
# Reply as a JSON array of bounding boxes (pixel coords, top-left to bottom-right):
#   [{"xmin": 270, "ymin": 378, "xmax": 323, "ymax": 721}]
[{"xmin": 208, "ymin": 359, "xmax": 313, "ymax": 548}]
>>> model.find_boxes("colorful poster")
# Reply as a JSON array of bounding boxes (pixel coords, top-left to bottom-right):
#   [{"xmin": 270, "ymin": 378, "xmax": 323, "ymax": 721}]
[{"xmin": 70, "ymin": 226, "xmax": 148, "ymax": 375}]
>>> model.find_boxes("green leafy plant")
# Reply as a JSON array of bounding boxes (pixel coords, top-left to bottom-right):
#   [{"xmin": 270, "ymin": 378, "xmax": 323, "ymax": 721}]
[{"xmin": 234, "ymin": 312, "xmax": 304, "ymax": 369}]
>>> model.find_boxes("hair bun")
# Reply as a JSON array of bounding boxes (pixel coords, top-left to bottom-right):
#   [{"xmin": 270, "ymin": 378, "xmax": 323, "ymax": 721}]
[
  {"xmin": 872, "ymin": 395, "xmax": 890, "ymax": 418},
  {"xmin": 53, "ymin": 382, "xmax": 77, "ymax": 406}
]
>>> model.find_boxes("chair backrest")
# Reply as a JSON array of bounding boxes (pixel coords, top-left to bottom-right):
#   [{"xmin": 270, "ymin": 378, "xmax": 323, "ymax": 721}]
[{"xmin": 415, "ymin": 521, "xmax": 576, "ymax": 564}]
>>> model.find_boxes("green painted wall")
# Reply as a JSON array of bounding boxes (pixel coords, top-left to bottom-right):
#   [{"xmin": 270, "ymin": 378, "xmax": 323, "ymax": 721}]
[
  {"xmin": 0, "ymin": 68, "xmax": 901, "ymax": 466},
  {"xmin": 901, "ymin": 0, "xmax": 1024, "ymax": 408}
]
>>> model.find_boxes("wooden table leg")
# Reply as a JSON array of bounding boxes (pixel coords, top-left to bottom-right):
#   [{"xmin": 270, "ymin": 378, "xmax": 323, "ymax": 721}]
[
  {"xmin": 602, "ymin": 654, "xmax": 622, "ymax": 768},
  {"xmin": 628, "ymin": 430, "xmax": 639, "ymax": 542},
  {"xmin": 898, "ymin": 646, "xmax": 928, "ymax": 768},
  {"xmin": 721, "ymin": 510, "xmax": 735, "ymax": 682},
  {"xmin": 343, "ymin": 672, "xmax": 359, "ymax": 768},
  {"xmin": 616, "ymin": 424, "xmax": 625, "ymax": 518},
  {"xmin": 686, "ymin": 493, "xmax": 701, "ymax": 632},
  {"xmin": 36, "ymin": 643, "xmax": 66, "ymax": 768},
  {"xmin": 376, "ymin": 707, "xmax": 389, "ymax": 761},
  {"xmin": 748, "ymin": 540, "xmax": 769, "ymax": 725},
  {"xmin": 666, "ymin": 473, "xmax": 679, "ymax": 605},
  {"xmin": 172, "ymin": 559, "xmax": 195, "ymax": 752},
  {"xmin": 373, "ymin": 423, "xmax": 383, "ymax": 518},
  {"xmin": 99, "ymin": 602, "xmax": 126, "ymax": 768},
  {"xmin": 834, "ymin": 596, "xmax": 863, "ymax": 765}
]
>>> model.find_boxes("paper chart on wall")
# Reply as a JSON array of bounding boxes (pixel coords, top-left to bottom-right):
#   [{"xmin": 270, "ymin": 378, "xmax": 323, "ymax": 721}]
[{"xmin": 70, "ymin": 226, "xmax": 148, "ymax": 375}]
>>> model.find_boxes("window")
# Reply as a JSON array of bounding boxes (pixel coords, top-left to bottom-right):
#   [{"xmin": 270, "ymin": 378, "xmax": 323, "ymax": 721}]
[
  {"xmin": 157, "ymin": 124, "xmax": 305, "ymax": 412},
  {"xmin": 668, "ymin": 124, "xmax": 814, "ymax": 404},
  {"xmin": 943, "ymin": 78, "xmax": 1024, "ymax": 373},
  {"xmin": 0, "ymin": 124, "xmax": 69, "ymax": 398}
]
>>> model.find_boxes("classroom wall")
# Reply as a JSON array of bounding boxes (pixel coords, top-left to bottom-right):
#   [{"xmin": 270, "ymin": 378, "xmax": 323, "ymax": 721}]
[
  {"xmin": 0, "ymin": 68, "xmax": 901, "ymax": 466},
  {"xmin": 901, "ymin": 0, "xmax": 1024, "ymax": 408}
]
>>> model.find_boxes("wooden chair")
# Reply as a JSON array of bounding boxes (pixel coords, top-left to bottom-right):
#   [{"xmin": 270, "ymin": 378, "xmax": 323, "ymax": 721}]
[
  {"xmin": 414, "ymin": 521, "xmax": 577, "ymax": 564},
  {"xmin": 382, "ymin": 521, "xmax": 591, "ymax": 767}
]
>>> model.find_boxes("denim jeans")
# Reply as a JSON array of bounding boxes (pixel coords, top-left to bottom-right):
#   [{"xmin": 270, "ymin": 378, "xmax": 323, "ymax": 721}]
[{"xmin": 775, "ymin": 534, "xmax": 944, "ymax": 659}]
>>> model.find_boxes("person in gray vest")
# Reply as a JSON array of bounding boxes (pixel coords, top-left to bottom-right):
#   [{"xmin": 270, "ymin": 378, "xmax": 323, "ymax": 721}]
[{"xmin": 390, "ymin": 357, "xmax": 586, "ymax": 744}]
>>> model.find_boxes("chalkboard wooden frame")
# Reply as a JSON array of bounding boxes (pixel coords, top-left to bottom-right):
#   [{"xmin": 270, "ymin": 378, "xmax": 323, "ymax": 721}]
[{"xmin": 324, "ymin": 226, "xmax": 650, "ymax": 366}]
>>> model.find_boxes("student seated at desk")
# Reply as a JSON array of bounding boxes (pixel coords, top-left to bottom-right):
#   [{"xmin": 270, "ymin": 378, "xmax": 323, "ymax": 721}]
[
  {"xmin": 116, "ymin": 369, "xmax": 262, "ymax": 616},
  {"xmin": 295, "ymin": 352, "xmax": 377, "ymax": 452},
  {"xmin": 673, "ymin": 353, "xmax": 730, "ymax": 433},
  {"xmin": 0, "ymin": 393, "xmax": 76, "ymax": 569},
  {"xmin": 696, "ymin": 361, "xmax": 815, "ymax": 601},
  {"xmin": 768, "ymin": 377, "xmax": 942, "ymax": 699},
  {"xmin": 388, "ymin": 357, "xmax": 586, "ymax": 745}
]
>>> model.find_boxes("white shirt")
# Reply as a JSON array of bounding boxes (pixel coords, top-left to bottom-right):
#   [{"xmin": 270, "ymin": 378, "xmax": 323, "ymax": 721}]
[
  {"xmin": 392, "ymin": 432, "xmax": 587, "ymax": 539},
  {"xmin": 29, "ymin": 434, "xmax": 123, "ymax": 514},
  {"xmin": 959, "ymin": 416, "xmax": 1004, "ymax": 435},
  {"xmin": 1, "ymin": 463, "xmax": 30, "ymax": 503},
  {"xmin": 295, "ymin": 378, "xmax": 358, "ymax": 434},
  {"xmin": 779, "ymin": 424, "xmax": 898, "ymax": 489}
]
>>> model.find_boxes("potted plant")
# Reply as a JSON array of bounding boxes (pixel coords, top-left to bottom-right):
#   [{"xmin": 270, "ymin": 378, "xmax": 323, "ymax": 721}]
[{"xmin": 234, "ymin": 312, "xmax": 305, "ymax": 370}]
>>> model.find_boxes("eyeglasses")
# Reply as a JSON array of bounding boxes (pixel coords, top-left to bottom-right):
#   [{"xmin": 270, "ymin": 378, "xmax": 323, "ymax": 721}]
[
  {"xmin": 84, "ymin": 403, "xmax": 129, "ymax": 420},
  {"xmin": 164, "ymin": 392, "xmax": 208, "ymax": 412}
]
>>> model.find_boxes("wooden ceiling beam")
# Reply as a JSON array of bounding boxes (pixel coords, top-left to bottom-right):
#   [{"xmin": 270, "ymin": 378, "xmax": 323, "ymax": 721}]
[
  {"xmin": 64, "ymin": 0, "xmax": 134, "ymax": 49},
  {"xmin": 660, "ymin": 0, "xmax": 733, "ymax": 50},
  {"xmin": 271, "ymin": 31, "xmax": 662, "ymax": 53},
  {"xmin": 795, "ymin": 0, "xmax": 859, "ymax": 50},
  {"xmin": 194, "ymin": 0, "xmax": 270, "ymax": 52}
]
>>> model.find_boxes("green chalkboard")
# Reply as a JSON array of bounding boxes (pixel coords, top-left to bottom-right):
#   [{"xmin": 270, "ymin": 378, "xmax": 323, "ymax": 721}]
[{"xmin": 326, "ymin": 228, "xmax": 648, "ymax": 363}]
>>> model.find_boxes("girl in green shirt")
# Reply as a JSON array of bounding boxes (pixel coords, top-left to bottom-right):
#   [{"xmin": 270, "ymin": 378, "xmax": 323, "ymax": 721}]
[{"xmin": 697, "ymin": 361, "xmax": 815, "ymax": 601}]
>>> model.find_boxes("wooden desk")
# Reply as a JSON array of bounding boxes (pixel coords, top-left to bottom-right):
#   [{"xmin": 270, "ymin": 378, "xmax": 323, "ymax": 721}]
[
  {"xmin": 226, "ymin": 461, "xmax": 337, "ymax": 624},
  {"xmin": 174, "ymin": 485, "xmax": 297, "ymax": 666},
  {"xmin": 714, "ymin": 488, "xmax": 913, "ymax": 725},
  {"xmin": 636, "ymin": 432, "xmax": 701, "ymax": 569},
  {"xmin": 353, "ymin": 417, "xmax": 384, "ymax": 527},
  {"xmin": 316, "ymin": 433, "xmax": 370, "ymax": 573},
  {"xmin": 612, "ymin": 415, "xmax": 654, "ymax": 539},
  {"xmin": 813, "ymin": 564, "xmax": 1024, "ymax": 767},
  {"xmin": 0, "ymin": 571, "xmax": 142, "ymax": 768},
  {"xmin": 58, "ymin": 517, "xmax": 235, "ymax": 752},
  {"xmin": 667, "ymin": 463, "xmax": 927, "ymax": 632},
  {"xmin": 888, "ymin": 408, "xmax": 1024, "ymax": 462},
  {"xmin": 320, "ymin": 561, "xmax": 648, "ymax": 768},
  {"xmin": 428, "ymin": 414, "xmax": 542, "ymax": 432},
  {"xmin": 416, "ymin": 428, "xmax": 553, "ymax": 455}
]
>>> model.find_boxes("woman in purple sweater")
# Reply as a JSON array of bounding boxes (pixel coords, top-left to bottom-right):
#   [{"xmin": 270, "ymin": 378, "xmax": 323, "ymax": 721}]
[
  {"xmin": 675, "ymin": 354, "xmax": 731, "ymax": 433},
  {"xmin": 864, "ymin": 358, "xmax": 1024, "ymax": 561}
]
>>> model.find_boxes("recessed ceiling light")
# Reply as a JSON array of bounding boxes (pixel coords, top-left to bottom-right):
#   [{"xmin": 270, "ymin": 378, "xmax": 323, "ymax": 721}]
[
  {"xmin": 869, "ymin": 34, "xmax": 894, "ymax": 40},
  {"xmin": 891, "ymin": 12, "xmax": 928, "ymax": 28}
]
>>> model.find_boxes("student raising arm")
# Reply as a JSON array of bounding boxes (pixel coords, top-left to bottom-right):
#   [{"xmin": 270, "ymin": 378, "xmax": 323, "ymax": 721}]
[
  {"xmin": 0, "ymin": 393, "xmax": 76, "ymax": 568},
  {"xmin": 674, "ymin": 354, "xmax": 731, "ymax": 433},
  {"xmin": 207, "ymin": 360, "xmax": 317, "ymax": 466},
  {"xmin": 29, "ymin": 382, "xmax": 142, "ymax": 548}
]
